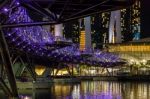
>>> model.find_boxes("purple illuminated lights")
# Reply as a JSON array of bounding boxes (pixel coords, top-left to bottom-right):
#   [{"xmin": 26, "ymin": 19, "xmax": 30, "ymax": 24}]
[
  {"xmin": 3, "ymin": 8, "xmax": 9, "ymax": 12},
  {"xmin": 0, "ymin": 0, "xmax": 124, "ymax": 67}
]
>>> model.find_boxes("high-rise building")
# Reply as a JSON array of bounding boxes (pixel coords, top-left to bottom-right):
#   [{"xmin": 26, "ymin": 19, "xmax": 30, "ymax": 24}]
[
  {"xmin": 63, "ymin": 0, "xmax": 141, "ymax": 49},
  {"xmin": 121, "ymin": 0, "xmax": 141, "ymax": 42},
  {"xmin": 121, "ymin": 8, "xmax": 132, "ymax": 42},
  {"xmin": 63, "ymin": 12, "xmax": 110, "ymax": 50},
  {"xmin": 64, "ymin": 17, "xmax": 92, "ymax": 51},
  {"xmin": 91, "ymin": 13, "xmax": 110, "ymax": 49},
  {"xmin": 131, "ymin": 0, "xmax": 141, "ymax": 40},
  {"xmin": 63, "ymin": 20, "xmax": 80, "ymax": 43}
]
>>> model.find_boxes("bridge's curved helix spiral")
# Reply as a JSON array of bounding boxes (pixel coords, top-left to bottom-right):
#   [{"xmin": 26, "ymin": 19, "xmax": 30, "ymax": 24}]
[{"xmin": 0, "ymin": 0, "xmax": 124, "ymax": 67}]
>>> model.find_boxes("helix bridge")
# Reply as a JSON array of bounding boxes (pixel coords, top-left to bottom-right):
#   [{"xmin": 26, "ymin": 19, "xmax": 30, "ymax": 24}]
[
  {"xmin": 0, "ymin": 0, "xmax": 128, "ymax": 68},
  {"xmin": 0, "ymin": 0, "xmax": 136, "ymax": 97}
]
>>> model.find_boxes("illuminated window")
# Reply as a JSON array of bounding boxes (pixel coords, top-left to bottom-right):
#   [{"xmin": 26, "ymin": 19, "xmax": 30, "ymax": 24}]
[{"xmin": 80, "ymin": 31, "xmax": 86, "ymax": 51}]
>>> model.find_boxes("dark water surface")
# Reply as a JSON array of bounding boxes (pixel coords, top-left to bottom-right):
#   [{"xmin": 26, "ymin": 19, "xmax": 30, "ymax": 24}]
[{"xmin": 0, "ymin": 81, "xmax": 150, "ymax": 99}]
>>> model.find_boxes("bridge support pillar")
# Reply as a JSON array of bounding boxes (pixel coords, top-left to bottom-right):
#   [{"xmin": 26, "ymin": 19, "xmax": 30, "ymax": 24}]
[{"xmin": 0, "ymin": 26, "xmax": 18, "ymax": 97}]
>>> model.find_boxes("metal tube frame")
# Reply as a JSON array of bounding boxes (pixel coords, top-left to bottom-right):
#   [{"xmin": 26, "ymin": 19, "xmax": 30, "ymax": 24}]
[{"xmin": 0, "ymin": 25, "xmax": 18, "ymax": 97}]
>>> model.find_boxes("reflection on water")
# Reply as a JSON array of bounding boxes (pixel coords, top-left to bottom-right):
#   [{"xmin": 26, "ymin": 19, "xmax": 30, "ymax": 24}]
[{"xmin": 0, "ymin": 81, "xmax": 150, "ymax": 99}]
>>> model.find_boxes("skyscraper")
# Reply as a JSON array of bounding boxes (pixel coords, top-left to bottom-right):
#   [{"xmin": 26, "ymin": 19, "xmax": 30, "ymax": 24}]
[
  {"xmin": 63, "ymin": 12, "xmax": 110, "ymax": 50},
  {"xmin": 63, "ymin": 0, "xmax": 141, "ymax": 50},
  {"xmin": 91, "ymin": 13, "xmax": 110, "ymax": 49},
  {"xmin": 63, "ymin": 20, "xmax": 80, "ymax": 43},
  {"xmin": 121, "ymin": 8, "xmax": 132, "ymax": 42},
  {"xmin": 121, "ymin": 0, "xmax": 140, "ymax": 42}
]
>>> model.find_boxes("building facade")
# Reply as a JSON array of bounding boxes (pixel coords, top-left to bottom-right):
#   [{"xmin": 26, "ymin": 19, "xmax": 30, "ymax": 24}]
[{"xmin": 63, "ymin": 0, "xmax": 141, "ymax": 49}]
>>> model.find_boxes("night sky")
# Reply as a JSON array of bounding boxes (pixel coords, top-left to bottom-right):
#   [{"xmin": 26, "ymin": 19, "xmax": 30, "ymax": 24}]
[{"xmin": 141, "ymin": 0, "xmax": 150, "ymax": 38}]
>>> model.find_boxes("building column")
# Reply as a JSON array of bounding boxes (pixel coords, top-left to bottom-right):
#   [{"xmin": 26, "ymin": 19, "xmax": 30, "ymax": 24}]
[
  {"xmin": 84, "ymin": 16, "xmax": 92, "ymax": 51},
  {"xmin": 79, "ymin": 17, "xmax": 92, "ymax": 51},
  {"xmin": 109, "ymin": 10, "xmax": 121, "ymax": 43},
  {"xmin": 55, "ymin": 24, "xmax": 63, "ymax": 37}
]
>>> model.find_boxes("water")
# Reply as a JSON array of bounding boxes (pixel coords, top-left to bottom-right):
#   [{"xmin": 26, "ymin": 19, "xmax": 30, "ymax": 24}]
[{"xmin": 0, "ymin": 81, "xmax": 150, "ymax": 99}]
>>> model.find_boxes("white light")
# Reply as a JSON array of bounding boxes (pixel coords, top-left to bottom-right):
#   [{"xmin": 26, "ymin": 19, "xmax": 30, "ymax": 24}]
[
  {"xmin": 131, "ymin": 59, "xmax": 134, "ymax": 61},
  {"xmin": 3, "ymin": 8, "xmax": 8, "ymax": 12},
  {"xmin": 24, "ymin": 96, "xmax": 30, "ymax": 99},
  {"xmin": 16, "ymin": 2, "xmax": 20, "ymax": 5},
  {"xmin": 142, "ymin": 59, "xmax": 147, "ymax": 65}
]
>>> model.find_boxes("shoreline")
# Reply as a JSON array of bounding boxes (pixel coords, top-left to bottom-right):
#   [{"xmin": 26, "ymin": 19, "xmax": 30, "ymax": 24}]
[{"xmin": 16, "ymin": 75, "xmax": 150, "ymax": 89}]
